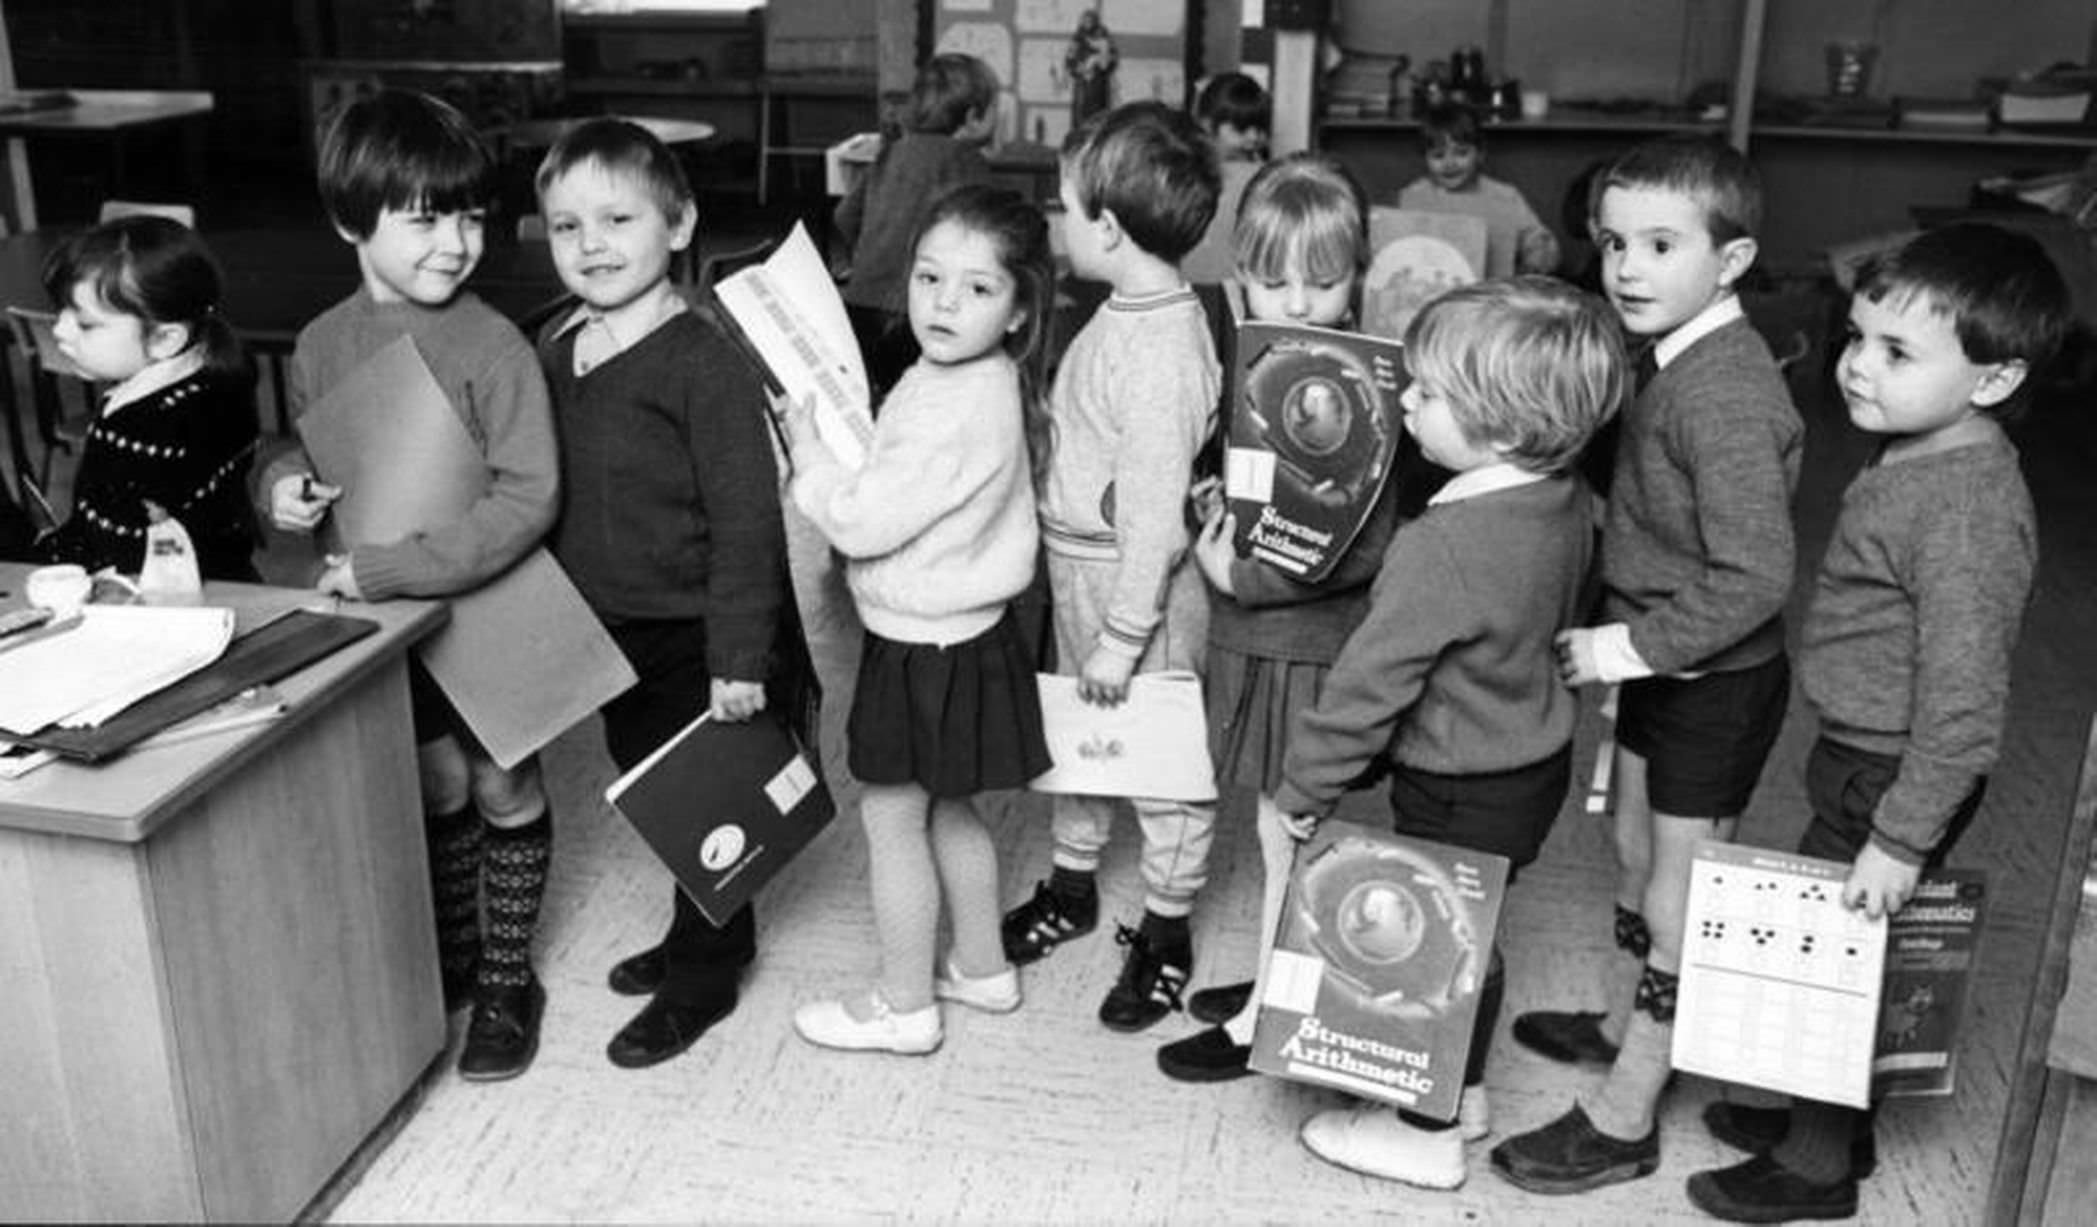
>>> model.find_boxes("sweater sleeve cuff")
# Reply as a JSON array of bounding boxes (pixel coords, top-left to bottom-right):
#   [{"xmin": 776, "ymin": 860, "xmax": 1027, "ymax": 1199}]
[
  {"xmin": 1271, "ymin": 780, "xmax": 1334, "ymax": 820},
  {"xmin": 1595, "ymin": 622, "xmax": 1656, "ymax": 683},
  {"xmin": 1867, "ymin": 828, "xmax": 1930, "ymax": 867},
  {"xmin": 348, "ymin": 546, "xmax": 411, "ymax": 601}
]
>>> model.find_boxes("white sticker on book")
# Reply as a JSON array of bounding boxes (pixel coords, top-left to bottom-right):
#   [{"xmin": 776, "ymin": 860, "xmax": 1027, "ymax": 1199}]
[
  {"xmin": 1225, "ymin": 447, "xmax": 1276, "ymax": 503},
  {"xmin": 1264, "ymin": 948, "xmax": 1324, "ymax": 1014},
  {"xmin": 765, "ymin": 755, "xmax": 818, "ymax": 814}
]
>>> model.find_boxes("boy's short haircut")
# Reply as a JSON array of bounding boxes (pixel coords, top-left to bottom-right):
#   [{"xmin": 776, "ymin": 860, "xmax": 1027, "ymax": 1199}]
[
  {"xmin": 1419, "ymin": 101, "xmax": 1483, "ymax": 151},
  {"xmin": 317, "ymin": 89, "xmax": 495, "ymax": 240},
  {"xmin": 1591, "ymin": 133, "xmax": 1761, "ymax": 244},
  {"xmin": 912, "ymin": 53, "xmax": 1001, "ymax": 135},
  {"xmin": 1233, "ymin": 152, "xmax": 1368, "ymax": 285},
  {"xmin": 1061, "ymin": 100, "xmax": 1220, "ymax": 263},
  {"xmin": 1404, "ymin": 276, "xmax": 1628, "ymax": 474},
  {"xmin": 535, "ymin": 117, "xmax": 694, "ymax": 220},
  {"xmin": 1852, "ymin": 222, "xmax": 2072, "ymax": 404},
  {"xmin": 1195, "ymin": 72, "xmax": 1272, "ymax": 135}
]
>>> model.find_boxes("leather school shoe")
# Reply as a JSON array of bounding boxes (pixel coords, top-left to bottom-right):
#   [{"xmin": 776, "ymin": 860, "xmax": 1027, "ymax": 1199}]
[
  {"xmin": 1187, "ymin": 980, "xmax": 1253, "ymax": 1025},
  {"xmin": 1098, "ymin": 924, "xmax": 1189, "ymax": 1032},
  {"xmin": 793, "ymin": 989, "xmax": 942, "ymax": 1055},
  {"xmin": 1000, "ymin": 881, "xmax": 1097, "ymax": 965},
  {"xmin": 933, "ymin": 959, "xmax": 1022, "ymax": 1014},
  {"xmin": 1686, "ymin": 1154, "xmax": 1858, "ymax": 1223},
  {"xmin": 1489, "ymin": 1104, "xmax": 1659, "ymax": 1194},
  {"xmin": 1511, "ymin": 1009, "xmax": 1621, "ymax": 1065},
  {"xmin": 607, "ymin": 988, "xmax": 738, "ymax": 1069},
  {"xmin": 607, "ymin": 945, "xmax": 665, "ymax": 996},
  {"xmin": 458, "ymin": 977, "xmax": 546, "ymax": 1082},
  {"xmin": 1157, "ymin": 1025, "xmax": 1253, "ymax": 1082},
  {"xmin": 1704, "ymin": 1103, "xmax": 1878, "ymax": 1180}
]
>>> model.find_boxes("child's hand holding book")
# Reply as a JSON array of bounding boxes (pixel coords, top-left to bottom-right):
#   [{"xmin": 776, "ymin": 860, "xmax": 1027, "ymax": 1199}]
[{"xmin": 269, "ymin": 474, "xmax": 341, "ymax": 533}]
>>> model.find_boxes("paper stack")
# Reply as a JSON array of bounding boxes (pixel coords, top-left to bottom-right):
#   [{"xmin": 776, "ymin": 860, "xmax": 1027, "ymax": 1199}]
[{"xmin": 0, "ymin": 605, "xmax": 234, "ymax": 736}]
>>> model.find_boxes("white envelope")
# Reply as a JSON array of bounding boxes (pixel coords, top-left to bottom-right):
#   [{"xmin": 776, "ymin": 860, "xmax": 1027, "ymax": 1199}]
[{"xmin": 1030, "ymin": 670, "xmax": 1217, "ymax": 803}]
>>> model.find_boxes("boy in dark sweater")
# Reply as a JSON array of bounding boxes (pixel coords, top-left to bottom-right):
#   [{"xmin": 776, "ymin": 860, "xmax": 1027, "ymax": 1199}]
[
  {"xmin": 1687, "ymin": 226, "xmax": 2068, "ymax": 1222},
  {"xmin": 1495, "ymin": 135, "xmax": 1803, "ymax": 1192},
  {"xmin": 534, "ymin": 119, "xmax": 796, "ymax": 1070}
]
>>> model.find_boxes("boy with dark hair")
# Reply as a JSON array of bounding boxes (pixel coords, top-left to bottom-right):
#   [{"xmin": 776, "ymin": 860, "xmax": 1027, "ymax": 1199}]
[
  {"xmin": 1004, "ymin": 100, "xmax": 1222, "ymax": 1031},
  {"xmin": 1183, "ymin": 71, "xmax": 1272, "ymax": 282},
  {"xmin": 1688, "ymin": 222, "xmax": 2069, "ymax": 1222},
  {"xmin": 1396, "ymin": 101, "xmax": 1559, "ymax": 278},
  {"xmin": 262, "ymin": 88, "xmax": 560, "ymax": 1080},
  {"xmin": 1494, "ymin": 133, "xmax": 1803, "ymax": 1192}
]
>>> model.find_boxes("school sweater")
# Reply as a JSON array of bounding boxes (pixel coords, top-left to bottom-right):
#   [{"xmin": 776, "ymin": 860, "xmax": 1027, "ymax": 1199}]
[
  {"xmin": 1181, "ymin": 159, "xmax": 1262, "ymax": 284},
  {"xmin": 1039, "ymin": 287, "xmax": 1221, "ymax": 661},
  {"xmin": 1207, "ymin": 472, "xmax": 1402, "ymax": 664},
  {"xmin": 1802, "ymin": 429, "xmax": 2035, "ymax": 864},
  {"xmin": 46, "ymin": 367, "xmax": 258, "ymax": 580},
  {"xmin": 791, "ymin": 352, "xmax": 1037, "ymax": 647},
  {"xmin": 1395, "ymin": 174, "xmax": 1556, "ymax": 278},
  {"xmin": 836, "ymin": 132, "xmax": 994, "ymax": 315},
  {"xmin": 1274, "ymin": 471, "xmax": 1592, "ymax": 816},
  {"xmin": 260, "ymin": 289, "xmax": 558, "ymax": 601},
  {"xmin": 541, "ymin": 309, "xmax": 787, "ymax": 684},
  {"xmin": 1600, "ymin": 317, "xmax": 1801, "ymax": 675}
]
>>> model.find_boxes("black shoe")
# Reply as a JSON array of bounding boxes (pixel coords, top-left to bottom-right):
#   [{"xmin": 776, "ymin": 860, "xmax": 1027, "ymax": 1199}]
[
  {"xmin": 1511, "ymin": 1009, "xmax": 1621, "ymax": 1065},
  {"xmin": 1685, "ymin": 1154, "xmax": 1859, "ymax": 1222},
  {"xmin": 1704, "ymin": 1103, "xmax": 1879, "ymax": 1180},
  {"xmin": 441, "ymin": 958, "xmax": 480, "ymax": 1015},
  {"xmin": 607, "ymin": 989, "xmax": 737, "ymax": 1069},
  {"xmin": 1188, "ymin": 980, "xmax": 1253, "ymax": 1025},
  {"xmin": 1098, "ymin": 924, "xmax": 1189, "ymax": 1033},
  {"xmin": 608, "ymin": 945, "xmax": 665, "ymax": 996},
  {"xmin": 1158, "ymin": 1025, "xmax": 1253, "ymax": 1082},
  {"xmin": 1001, "ymin": 880, "xmax": 1098, "ymax": 966},
  {"xmin": 1489, "ymin": 1103, "xmax": 1659, "ymax": 1194},
  {"xmin": 458, "ymin": 978, "xmax": 546, "ymax": 1082}
]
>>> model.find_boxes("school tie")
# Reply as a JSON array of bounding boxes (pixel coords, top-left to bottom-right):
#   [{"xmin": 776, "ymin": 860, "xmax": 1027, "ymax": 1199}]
[{"xmin": 1633, "ymin": 345, "xmax": 1661, "ymax": 396}]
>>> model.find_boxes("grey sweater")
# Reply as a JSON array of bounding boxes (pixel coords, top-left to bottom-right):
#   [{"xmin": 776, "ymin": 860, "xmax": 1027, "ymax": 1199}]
[{"xmin": 1802, "ymin": 428, "xmax": 2035, "ymax": 864}]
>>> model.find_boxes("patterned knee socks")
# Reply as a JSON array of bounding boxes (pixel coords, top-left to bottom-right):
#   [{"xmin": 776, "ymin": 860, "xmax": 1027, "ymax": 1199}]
[
  {"xmin": 426, "ymin": 804, "xmax": 483, "ymax": 1001},
  {"xmin": 478, "ymin": 813, "xmax": 551, "ymax": 992},
  {"xmin": 1601, "ymin": 905, "xmax": 1651, "ymax": 1045}
]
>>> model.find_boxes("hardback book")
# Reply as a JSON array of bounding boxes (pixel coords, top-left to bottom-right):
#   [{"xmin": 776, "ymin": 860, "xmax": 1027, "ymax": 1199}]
[
  {"xmin": 1873, "ymin": 869, "xmax": 1986, "ymax": 1098},
  {"xmin": 713, "ymin": 222, "xmax": 874, "ymax": 471},
  {"xmin": 605, "ymin": 712, "xmax": 835, "ymax": 926},
  {"xmin": 1222, "ymin": 319, "xmax": 1407, "ymax": 583},
  {"xmin": 1361, "ymin": 206, "xmax": 1486, "ymax": 340},
  {"xmin": 1249, "ymin": 821, "xmax": 1510, "ymax": 1121}
]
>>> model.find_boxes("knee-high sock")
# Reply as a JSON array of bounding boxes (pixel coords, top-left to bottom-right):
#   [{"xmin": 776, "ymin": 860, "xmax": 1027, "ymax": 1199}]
[
  {"xmin": 478, "ymin": 813, "xmax": 550, "ymax": 990},
  {"xmin": 1586, "ymin": 964, "xmax": 1677, "ymax": 1140},
  {"xmin": 1774, "ymin": 1100, "xmax": 1867, "ymax": 1184},
  {"xmin": 1601, "ymin": 905, "xmax": 1651, "ymax": 1045},
  {"xmin": 860, "ymin": 782, "xmax": 938, "ymax": 1011},
  {"xmin": 930, "ymin": 795, "xmax": 1004, "ymax": 978},
  {"xmin": 425, "ymin": 803, "xmax": 483, "ymax": 990}
]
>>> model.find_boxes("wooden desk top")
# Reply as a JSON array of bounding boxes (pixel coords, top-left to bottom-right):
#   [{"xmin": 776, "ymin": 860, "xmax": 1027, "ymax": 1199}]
[
  {"xmin": 0, "ymin": 89, "xmax": 213, "ymax": 135},
  {"xmin": 0, "ymin": 567, "xmax": 444, "ymax": 843}
]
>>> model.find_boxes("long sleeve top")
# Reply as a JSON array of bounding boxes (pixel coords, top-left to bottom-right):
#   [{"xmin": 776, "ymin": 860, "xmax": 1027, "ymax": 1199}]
[
  {"xmin": 1394, "ymin": 174, "xmax": 1558, "ymax": 278},
  {"xmin": 259, "ymin": 288, "xmax": 558, "ymax": 600},
  {"xmin": 1206, "ymin": 470, "xmax": 1403, "ymax": 664},
  {"xmin": 1039, "ymin": 287, "xmax": 1220, "ymax": 661},
  {"xmin": 836, "ymin": 132, "xmax": 993, "ymax": 314},
  {"xmin": 1802, "ymin": 428, "xmax": 2035, "ymax": 864},
  {"xmin": 792, "ymin": 352, "xmax": 1038, "ymax": 647}
]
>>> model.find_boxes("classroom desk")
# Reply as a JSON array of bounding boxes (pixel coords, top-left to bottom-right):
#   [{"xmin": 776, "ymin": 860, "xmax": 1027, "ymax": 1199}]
[
  {"xmin": 0, "ymin": 89, "xmax": 216, "ymax": 231},
  {"xmin": 0, "ymin": 570, "xmax": 447, "ymax": 1221}
]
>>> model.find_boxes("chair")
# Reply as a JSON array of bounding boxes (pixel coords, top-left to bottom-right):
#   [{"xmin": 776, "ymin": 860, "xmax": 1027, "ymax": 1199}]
[
  {"xmin": 515, "ymin": 213, "xmax": 547, "ymax": 242},
  {"xmin": 98, "ymin": 199, "xmax": 196, "ymax": 228},
  {"xmin": 696, "ymin": 235, "xmax": 782, "ymax": 293},
  {"xmin": 3, "ymin": 306, "xmax": 92, "ymax": 490}
]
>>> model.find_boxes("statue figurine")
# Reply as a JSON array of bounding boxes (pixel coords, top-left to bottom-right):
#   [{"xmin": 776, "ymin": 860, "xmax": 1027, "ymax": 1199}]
[{"xmin": 1065, "ymin": 9, "xmax": 1118, "ymax": 128}]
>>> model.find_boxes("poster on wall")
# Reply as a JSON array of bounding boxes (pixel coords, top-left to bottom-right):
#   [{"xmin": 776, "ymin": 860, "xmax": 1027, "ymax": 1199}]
[{"xmin": 935, "ymin": 0, "xmax": 1192, "ymax": 149}]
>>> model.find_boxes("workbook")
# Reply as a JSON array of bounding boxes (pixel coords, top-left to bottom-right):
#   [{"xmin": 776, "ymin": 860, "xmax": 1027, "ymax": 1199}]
[
  {"xmin": 713, "ymin": 222, "xmax": 874, "ymax": 470},
  {"xmin": 1873, "ymin": 869, "xmax": 1986, "ymax": 1098}
]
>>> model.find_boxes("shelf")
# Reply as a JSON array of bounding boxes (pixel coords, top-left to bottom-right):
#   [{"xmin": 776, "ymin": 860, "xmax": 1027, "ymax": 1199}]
[
  {"xmin": 1321, "ymin": 109, "xmax": 2097, "ymax": 151},
  {"xmin": 566, "ymin": 76, "xmax": 760, "ymax": 98}
]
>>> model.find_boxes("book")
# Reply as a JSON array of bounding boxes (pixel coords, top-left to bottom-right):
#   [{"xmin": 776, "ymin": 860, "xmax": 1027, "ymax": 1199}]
[
  {"xmin": 1361, "ymin": 206, "xmax": 1486, "ymax": 340},
  {"xmin": 1873, "ymin": 869, "xmax": 1986, "ymax": 1098},
  {"xmin": 605, "ymin": 712, "xmax": 835, "ymax": 926},
  {"xmin": 1896, "ymin": 96, "xmax": 1991, "ymax": 132},
  {"xmin": 712, "ymin": 222, "xmax": 875, "ymax": 470},
  {"xmin": 1222, "ymin": 319, "xmax": 1407, "ymax": 583},
  {"xmin": 1248, "ymin": 822, "xmax": 1510, "ymax": 1121},
  {"xmin": 1030, "ymin": 671, "xmax": 1217, "ymax": 803},
  {"xmin": 137, "ymin": 684, "xmax": 287, "ymax": 750}
]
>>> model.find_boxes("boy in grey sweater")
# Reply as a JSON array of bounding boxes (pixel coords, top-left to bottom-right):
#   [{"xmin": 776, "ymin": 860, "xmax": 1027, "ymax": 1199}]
[{"xmin": 1687, "ymin": 225, "xmax": 2068, "ymax": 1222}]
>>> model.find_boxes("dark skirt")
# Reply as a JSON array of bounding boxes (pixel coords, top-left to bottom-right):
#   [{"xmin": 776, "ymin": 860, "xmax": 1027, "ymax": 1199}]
[
  {"xmin": 1206, "ymin": 644, "xmax": 1331, "ymax": 796},
  {"xmin": 848, "ymin": 610, "xmax": 1052, "ymax": 798}
]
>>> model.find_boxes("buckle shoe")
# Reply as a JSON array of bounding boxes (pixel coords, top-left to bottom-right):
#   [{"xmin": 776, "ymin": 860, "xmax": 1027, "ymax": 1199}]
[
  {"xmin": 794, "ymin": 989, "xmax": 943, "ymax": 1055},
  {"xmin": 933, "ymin": 959, "xmax": 1022, "ymax": 1014},
  {"xmin": 458, "ymin": 977, "xmax": 546, "ymax": 1081}
]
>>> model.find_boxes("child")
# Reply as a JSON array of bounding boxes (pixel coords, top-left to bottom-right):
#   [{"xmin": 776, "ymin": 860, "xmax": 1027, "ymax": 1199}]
[
  {"xmin": 1004, "ymin": 100, "xmax": 1221, "ymax": 1032},
  {"xmin": 1181, "ymin": 71, "xmax": 1271, "ymax": 283},
  {"xmin": 533, "ymin": 118, "xmax": 799, "ymax": 1070},
  {"xmin": 1155, "ymin": 152, "xmax": 1397, "ymax": 1082},
  {"xmin": 1396, "ymin": 101, "xmax": 1558, "ymax": 279},
  {"xmin": 784, "ymin": 184, "xmax": 1053, "ymax": 1054},
  {"xmin": 1493, "ymin": 133, "xmax": 1804, "ymax": 1193},
  {"xmin": 39, "ymin": 215, "xmax": 259, "ymax": 582},
  {"xmin": 836, "ymin": 52, "xmax": 1000, "ymax": 398},
  {"xmin": 1686, "ymin": 224, "xmax": 2068, "ymax": 1222},
  {"xmin": 1272, "ymin": 278, "xmax": 1623, "ymax": 1189},
  {"xmin": 260, "ymin": 89, "xmax": 560, "ymax": 1082}
]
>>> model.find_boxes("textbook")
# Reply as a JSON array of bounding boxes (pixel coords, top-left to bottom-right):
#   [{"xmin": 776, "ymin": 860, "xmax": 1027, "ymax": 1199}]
[
  {"xmin": 713, "ymin": 222, "xmax": 875, "ymax": 470},
  {"xmin": 1873, "ymin": 869, "xmax": 1986, "ymax": 1098},
  {"xmin": 605, "ymin": 712, "xmax": 835, "ymax": 926},
  {"xmin": 1222, "ymin": 319, "xmax": 1407, "ymax": 583},
  {"xmin": 1249, "ymin": 822, "xmax": 1509, "ymax": 1121},
  {"xmin": 1361, "ymin": 206, "xmax": 1486, "ymax": 340}
]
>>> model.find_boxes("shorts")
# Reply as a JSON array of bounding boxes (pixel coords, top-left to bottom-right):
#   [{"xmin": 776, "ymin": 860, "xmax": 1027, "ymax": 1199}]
[
  {"xmin": 1797, "ymin": 734, "xmax": 1984, "ymax": 867},
  {"xmin": 1388, "ymin": 746, "xmax": 1573, "ymax": 882},
  {"xmin": 1617, "ymin": 654, "xmax": 1790, "ymax": 817}
]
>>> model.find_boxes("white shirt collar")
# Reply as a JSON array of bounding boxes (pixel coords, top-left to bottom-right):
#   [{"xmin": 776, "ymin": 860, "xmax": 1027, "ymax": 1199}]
[
  {"xmin": 1428, "ymin": 460, "xmax": 1546, "ymax": 506},
  {"xmin": 1653, "ymin": 293, "xmax": 1743, "ymax": 369},
  {"xmin": 103, "ymin": 348, "xmax": 206, "ymax": 415},
  {"xmin": 550, "ymin": 285, "xmax": 689, "ymax": 351}
]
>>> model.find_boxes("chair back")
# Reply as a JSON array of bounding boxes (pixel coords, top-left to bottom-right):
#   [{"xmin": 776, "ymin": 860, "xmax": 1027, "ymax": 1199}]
[
  {"xmin": 4, "ymin": 306, "xmax": 84, "ymax": 378},
  {"xmin": 697, "ymin": 235, "xmax": 782, "ymax": 292},
  {"xmin": 516, "ymin": 213, "xmax": 547, "ymax": 242},
  {"xmin": 98, "ymin": 199, "xmax": 197, "ymax": 228}
]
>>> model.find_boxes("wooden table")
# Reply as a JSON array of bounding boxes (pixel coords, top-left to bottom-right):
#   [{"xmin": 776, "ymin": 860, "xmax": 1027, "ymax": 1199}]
[
  {"xmin": 0, "ymin": 569, "xmax": 447, "ymax": 1221},
  {"xmin": 498, "ymin": 113, "xmax": 717, "ymax": 154},
  {"xmin": 0, "ymin": 89, "xmax": 216, "ymax": 231}
]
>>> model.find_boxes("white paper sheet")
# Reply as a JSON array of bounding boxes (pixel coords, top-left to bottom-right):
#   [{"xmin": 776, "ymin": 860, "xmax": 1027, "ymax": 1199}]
[
  {"xmin": 1030, "ymin": 670, "xmax": 1217, "ymax": 802},
  {"xmin": 713, "ymin": 223, "xmax": 875, "ymax": 470},
  {"xmin": 0, "ymin": 605, "xmax": 234, "ymax": 735}
]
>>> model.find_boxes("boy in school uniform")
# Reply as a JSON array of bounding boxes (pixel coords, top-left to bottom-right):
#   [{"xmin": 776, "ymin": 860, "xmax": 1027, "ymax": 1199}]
[
  {"xmin": 262, "ymin": 89, "xmax": 560, "ymax": 1080},
  {"xmin": 1686, "ymin": 224, "xmax": 2068, "ymax": 1222},
  {"xmin": 1493, "ymin": 134, "xmax": 1804, "ymax": 1191},
  {"xmin": 1004, "ymin": 100, "xmax": 1223, "ymax": 1031}
]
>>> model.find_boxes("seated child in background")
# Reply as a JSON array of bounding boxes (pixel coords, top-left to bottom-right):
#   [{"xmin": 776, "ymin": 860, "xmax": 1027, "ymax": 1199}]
[
  {"xmin": 1686, "ymin": 224, "xmax": 2069, "ymax": 1223},
  {"xmin": 261, "ymin": 89, "xmax": 560, "ymax": 1081},
  {"xmin": 1005, "ymin": 100, "xmax": 1222, "ymax": 1032},
  {"xmin": 1181, "ymin": 71, "xmax": 1271, "ymax": 283},
  {"xmin": 40, "ymin": 216, "xmax": 259, "ymax": 582},
  {"xmin": 533, "ymin": 118, "xmax": 803, "ymax": 1071},
  {"xmin": 1396, "ymin": 102, "xmax": 1559, "ymax": 278},
  {"xmin": 786, "ymin": 184, "xmax": 1054, "ymax": 1056},
  {"xmin": 1155, "ymin": 152, "xmax": 1401, "ymax": 1084},
  {"xmin": 836, "ymin": 52, "xmax": 1000, "ymax": 398},
  {"xmin": 1276, "ymin": 278, "xmax": 1625, "ymax": 1190}
]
